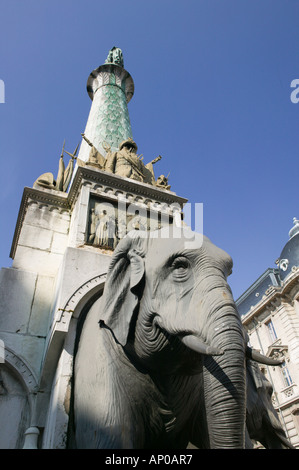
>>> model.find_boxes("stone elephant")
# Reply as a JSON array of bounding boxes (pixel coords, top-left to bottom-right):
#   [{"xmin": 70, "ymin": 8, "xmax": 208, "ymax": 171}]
[{"xmin": 68, "ymin": 227, "xmax": 288, "ymax": 449}]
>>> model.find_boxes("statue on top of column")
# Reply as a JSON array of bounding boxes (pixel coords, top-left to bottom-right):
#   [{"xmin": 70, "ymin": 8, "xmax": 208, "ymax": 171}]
[{"xmin": 105, "ymin": 47, "xmax": 124, "ymax": 68}]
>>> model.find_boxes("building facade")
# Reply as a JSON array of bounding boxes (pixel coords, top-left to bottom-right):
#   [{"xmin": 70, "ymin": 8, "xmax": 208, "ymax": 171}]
[{"xmin": 237, "ymin": 218, "xmax": 299, "ymax": 448}]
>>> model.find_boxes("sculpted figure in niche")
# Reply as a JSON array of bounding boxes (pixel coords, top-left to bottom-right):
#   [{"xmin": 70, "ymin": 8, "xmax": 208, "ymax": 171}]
[
  {"xmin": 94, "ymin": 210, "xmax": 109, "ymax": 247},
  {"xmin": 117, "ymin": 217, "xmax": 127, "ymax": 241},
  {"xmin": 107, "ymin": 215, "xmax": 117, "ymax": 249},
  {"xmin": 88, "ymin": 208, "xmax": 96, "ymax": 243},
  {"xmin": 127, "ymin": 214, "xmax": 147, "ymax": 232}
]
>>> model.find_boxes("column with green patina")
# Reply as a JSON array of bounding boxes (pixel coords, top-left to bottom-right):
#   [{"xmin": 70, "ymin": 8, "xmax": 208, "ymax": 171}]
[{"xmin": 78, "ymin": 47, "xmax": 134, "ymax": 161}]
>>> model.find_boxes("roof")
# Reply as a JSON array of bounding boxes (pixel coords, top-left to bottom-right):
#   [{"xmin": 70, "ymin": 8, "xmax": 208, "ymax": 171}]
[
  {"xmin": 236, "ymin": 268, "xmax": 281, "ymax": 318},
  {"xmin": 236, "ymin": 218, "xmax": 299, "ymax": 318}
]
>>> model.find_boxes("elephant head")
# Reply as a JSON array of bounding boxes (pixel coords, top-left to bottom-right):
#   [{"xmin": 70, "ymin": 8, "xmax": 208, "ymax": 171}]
[{"xmin": 72, "ymin": 226, "xmax": 248, "ymax": 449}]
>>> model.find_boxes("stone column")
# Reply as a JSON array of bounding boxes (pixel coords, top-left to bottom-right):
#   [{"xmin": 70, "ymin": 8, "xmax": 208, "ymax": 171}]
[
  {"xmin": 22, "ymin": 427, "xmax": 40, "ymax": 449},
  {"xmin": 78, "ymin": 62, "xmax": 134, "ymax": 162}
]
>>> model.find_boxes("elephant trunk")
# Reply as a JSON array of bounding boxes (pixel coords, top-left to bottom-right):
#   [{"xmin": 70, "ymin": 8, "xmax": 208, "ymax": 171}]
[{"xmin": 202, "ymin": 299, "xmax": 246, "ymax": 449}]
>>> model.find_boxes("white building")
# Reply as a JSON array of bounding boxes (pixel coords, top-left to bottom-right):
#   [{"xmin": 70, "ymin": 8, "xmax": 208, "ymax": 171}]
[{"xmin": 237, "ymin": 218, "xmax": 299, "ymax": 448}]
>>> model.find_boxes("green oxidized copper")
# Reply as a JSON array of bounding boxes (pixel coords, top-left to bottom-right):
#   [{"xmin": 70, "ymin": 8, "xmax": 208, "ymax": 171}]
[
  {"xmin": 94, "ymin": 82, "xmax": 133, "ymax": 152},
  {"xmin": 83, "ymin": 47, "xmax": 134, "ymax": 155},
  {"xmin": 105, "ymin": 47, "xmax": 124, "ymax": 68}
]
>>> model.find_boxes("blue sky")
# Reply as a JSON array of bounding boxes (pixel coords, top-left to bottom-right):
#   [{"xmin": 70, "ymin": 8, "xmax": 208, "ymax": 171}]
[{"xmin": 0, "ymin": 0, "xmax": 298, "ymax": 300}]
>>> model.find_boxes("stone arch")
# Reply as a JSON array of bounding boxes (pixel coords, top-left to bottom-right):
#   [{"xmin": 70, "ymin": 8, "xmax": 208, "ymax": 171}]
[
  {"xmin": 0, "ymin": 347, "xmax": 39, "ymax": 448},
  {"xmin": 41, "ymin": 273, "xmax": 107, "ymax": 448}
]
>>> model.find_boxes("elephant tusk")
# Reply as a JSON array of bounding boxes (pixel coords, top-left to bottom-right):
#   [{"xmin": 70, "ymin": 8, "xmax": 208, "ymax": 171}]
[
  {"xmin": 246, "ymin": 347, "xmax": 284, "ymax": 366},
  {"xmin": 179, "ymin": 335, "xmax": 224, "ymax": 356}
]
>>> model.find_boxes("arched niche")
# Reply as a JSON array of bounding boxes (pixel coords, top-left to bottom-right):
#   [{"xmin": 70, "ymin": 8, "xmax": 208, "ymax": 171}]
[
  {"xmin": 41, "ymin": 273, "xmax": 106, "ymax": 449},
  {"xmin": 0, "ymin": 347, "xmax": 38, "ymax": 448}
]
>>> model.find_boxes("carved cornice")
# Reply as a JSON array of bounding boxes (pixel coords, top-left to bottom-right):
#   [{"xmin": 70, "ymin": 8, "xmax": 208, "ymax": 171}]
[
  {"xmin": 10, "ymin": 186, "xmax": 69, "ymax": 259},
  {"xmin": 87, "ymin": 63, "xmax": 134, "ymax": 103},
  {"xmin": 68, "ymin": 165, "xmax": 188, "ymax": 209},
  {"xmin": 10, "ymin": 166, "xmax": 188, "ymax": 259},
  {"xmin": 266, "ymin": 343, "xmax": 288, "ymax": 361}
]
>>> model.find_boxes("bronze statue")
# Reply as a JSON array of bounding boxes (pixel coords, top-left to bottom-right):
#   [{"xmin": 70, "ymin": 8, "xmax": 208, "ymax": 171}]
[{"xmin": 104, "ymin": 46, "xmax": 124, "ymax": 67}]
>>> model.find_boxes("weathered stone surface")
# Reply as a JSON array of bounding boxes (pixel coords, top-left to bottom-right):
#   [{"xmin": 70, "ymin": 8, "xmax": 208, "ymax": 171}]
[
  {"xmin": 12, "ymin": 247, "xmax": 64, "ymax": 277},
  {"xmin": 50, "ymin": 247, "xmax": 110, "ymax": 313},
  {"xmin": 0, "ymin": 365, "xmax": 30, "ymax": 449},
  {"xmin": 18, "ymin": 224, "xmax": 53, "ymax": 251},
  {"xmin": 0, "ymin": 268, "xmax": 37, "ymax": 334},
  {"xmin": 29, "ymin": 275, "xmax": 56, "ymax": 336}
]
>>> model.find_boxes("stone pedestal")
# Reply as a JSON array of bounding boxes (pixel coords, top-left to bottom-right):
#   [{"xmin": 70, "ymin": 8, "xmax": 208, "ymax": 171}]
[{"xmin": 0, "ymin": 159, "xmax": 187, "ymax": 448}]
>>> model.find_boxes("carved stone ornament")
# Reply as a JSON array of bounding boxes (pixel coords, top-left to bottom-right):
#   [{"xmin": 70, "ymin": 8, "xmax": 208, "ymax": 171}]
[
  {"xmin": 267, "ymin": 344, "xmax": 288, "ymax": 362},
  {"xmin": 103, "ymin": 137, "xmax": 170, "ymax": 189},
  {"xmin": 87, "ymin": 196, "xmax": 173, "ymax": 251},
  {"xmin": 279, "ymin": 259, "xmax": 289, "ymax": 272},
  {"xmin": 104, "ymin": 46, "xmax": 124, "ymax": 68},
  {"xmin": 34, "ymin": 140, "xmax": 78, "ymax": 193}
]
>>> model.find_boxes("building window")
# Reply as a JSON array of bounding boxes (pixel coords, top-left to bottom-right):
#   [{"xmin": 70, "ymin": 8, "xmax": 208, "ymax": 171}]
[
  {"xmin": 280, "ymin": 361, "xmax": 293, "ymax": 388},
  {"xmin": 266, "ymin": 319, "xmax": 277, "ymax": 343}
]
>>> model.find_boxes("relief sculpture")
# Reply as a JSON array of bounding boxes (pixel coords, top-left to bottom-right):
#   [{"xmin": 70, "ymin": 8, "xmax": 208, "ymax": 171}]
[{"xmin": 87, "ymin": 198, "xmax": 172, "ymax": 251}]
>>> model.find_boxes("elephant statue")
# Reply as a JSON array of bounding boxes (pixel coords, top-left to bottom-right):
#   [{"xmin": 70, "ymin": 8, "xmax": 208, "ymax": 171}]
[
  {"xmin": 68, "ymin": 226, "xmax": 290, "ymax": 449},
  {"xmin": 245, "ymin": 358, "xmax": 294, "ymax": 449}
]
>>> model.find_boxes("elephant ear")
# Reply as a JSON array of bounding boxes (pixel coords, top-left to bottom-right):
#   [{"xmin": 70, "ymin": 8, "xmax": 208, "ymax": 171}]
[{"xmin": 99, "ymin": 232, "xmax": 147, "ymax": 346}]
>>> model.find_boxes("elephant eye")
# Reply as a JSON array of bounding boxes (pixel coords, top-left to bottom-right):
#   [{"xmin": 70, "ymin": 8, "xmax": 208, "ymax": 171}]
[{"xmin": 171, "ymin": 256, "xmax": 190, "ymax": 279}]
